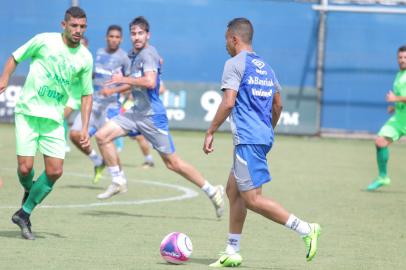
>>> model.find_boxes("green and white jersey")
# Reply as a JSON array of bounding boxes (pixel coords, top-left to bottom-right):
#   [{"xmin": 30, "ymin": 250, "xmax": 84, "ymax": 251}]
[
  {"xmin": 393, "ymin": 69, "xmax": 406, "ymax": 121},
  {"xmin": 12, "ymin": 32, "xmax": 93, "ymax": 124}
]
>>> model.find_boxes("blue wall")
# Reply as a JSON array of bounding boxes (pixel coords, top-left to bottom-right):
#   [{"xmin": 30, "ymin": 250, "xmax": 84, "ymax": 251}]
[
  {"xmin": 1, "ymin": 0, "xmax": 404, "ymax": 133},
  {"xmin": 0, "ymin": 0, "xmax": 317, "ymax": 85},
  {"xmin": 323, "ymin": 11, "xmax": 406, "ymax": 132}
]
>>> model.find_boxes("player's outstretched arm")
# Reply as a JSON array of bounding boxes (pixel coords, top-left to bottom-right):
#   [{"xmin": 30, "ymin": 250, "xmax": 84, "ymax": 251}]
[
  {"xmin": 0, "ymin": 56, "xmax": 18, "ymax": 95},
  {"xmin": 272, "ymin": 92, "xmax": 283, "ymax": 129},
  {"xmin": 203, "ymin": 89, "xmax": 237, "ymax": 154}
]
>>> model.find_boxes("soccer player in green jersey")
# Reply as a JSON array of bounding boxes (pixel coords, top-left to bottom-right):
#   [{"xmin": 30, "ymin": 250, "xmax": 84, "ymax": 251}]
[
  {"xmin": 0, "ymin": 7, "xmax": 93, "ymax": 240},
  {"xmin": 367, "ymin": 45, "xmax": 406, "ymax": 191}
]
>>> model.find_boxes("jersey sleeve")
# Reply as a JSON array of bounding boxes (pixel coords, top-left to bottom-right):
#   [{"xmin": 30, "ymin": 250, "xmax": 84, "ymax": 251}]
[
  {"xmin": 12, "ymin": 34, "xmax": 44, "ymax": 63},
  {"xmin": 79, "ymin": 56, "xmax": 94, "ymax": 96},
  {"xmin": 221, "ymin": 56, "xmax": 245, "ymax": 92},
  {"xmin": 272, "ymin": 70, "xmax": 282, "ymax": 93},
  {"xmin": 142, "ymin": 52, "xmax": 159, "ymax": 73}
]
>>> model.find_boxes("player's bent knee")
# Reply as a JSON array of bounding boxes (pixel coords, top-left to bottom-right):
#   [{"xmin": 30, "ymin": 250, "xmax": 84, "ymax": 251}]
[
  {"xmin": 18, "ymin": 165, "xmax": 33, "ymax": 176},
  {"xmin": 95, "ymin": 131, "xmax": 109, "ymax": 145},
  {"xmin": 45, "ymin": 168, "xmax": 63, "ymax": 180},
  {"xmin": 161, "ymin": 154, "xmax": 182, "ymax": 172},
  {"xmin": 243, "ymin": 196, "xmax": 260, "ymax": 211},
  {"xmin": 375, "ymin": 137, "xmax": 389, "ymax": 148},
  {"xmin": 69, "ymin": 130, "xmax": 81, "ymax": 142},
  {"xmin": 165, "ymin": 161, "xmax": 179, "ymax": 172},
  {"xmin": 226, "ymin": 185, "xmax": 234, "ymax": 198}
]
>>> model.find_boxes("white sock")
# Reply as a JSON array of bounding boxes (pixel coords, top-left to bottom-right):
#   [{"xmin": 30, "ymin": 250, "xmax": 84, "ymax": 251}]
[
  {"xmin": 225, "ymin": 234, "xmax": 241, "ymax": 255},
  {"xmin": 201, "ymin": 180, "xmax": 216, "ymax": 197},
  {"xmin": 285, "ymin": 214, "xmax": 311, "ymax": 236},
  {"xmin": 144, "ymin": 154, "xmax": 153, "ymax": 163},
  {"xmin": 108, "ymin": 166, "xmax": 127, "ymax": 186},
  {"xmin": 88, "ymin": 149, "xmax": 103, "ymax": 166}
]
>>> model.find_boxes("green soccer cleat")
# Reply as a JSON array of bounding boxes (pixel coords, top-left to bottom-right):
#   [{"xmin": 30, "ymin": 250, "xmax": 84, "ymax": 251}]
[
  {"xmin": 92, "ymin": 163, "xmax": 105, "ymax": 184},
  {"xmin": 367, "ymin": 176, "xmax": 391, "ymax": 191},
  {"xmin": 209, "ymin": 253, "xmax": 242, "ymax": 267},
  {"xmin": 302, "ymin": 223, "xmax": 321, "ymax": 262}
]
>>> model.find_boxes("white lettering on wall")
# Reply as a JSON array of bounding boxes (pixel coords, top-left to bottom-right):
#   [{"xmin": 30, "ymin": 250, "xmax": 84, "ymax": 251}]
[
  {"xmin": 278, "ymin": 112, "xmax": 300, "ymax": 126},
  {"xmin": 0, "ymin": 85, "xmax": 21, "ymax": 117},
  {"xmin": 200, "ymin": 90, "xmax": 222, "ymax": 122}
]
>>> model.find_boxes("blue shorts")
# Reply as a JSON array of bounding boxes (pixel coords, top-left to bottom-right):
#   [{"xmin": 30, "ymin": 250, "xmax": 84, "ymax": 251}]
[{"xmin": 232, "ymin": 144, "xmax": 272, "ymax": 191}]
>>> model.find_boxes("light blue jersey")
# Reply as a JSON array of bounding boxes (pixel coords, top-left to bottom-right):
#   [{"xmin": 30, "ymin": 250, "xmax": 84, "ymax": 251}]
[
  {"xmin": 93, "ymin": 47, "xmax": 130, "ymax": 111},
  {"xmin": 112, "ymin": 44, "xmax": 175, "ymax": 154},
  {"xmin": 128, "ymin": 45, "xmax": 165, "ymax": 119},
  {"xmin": 221, "ymin": 51, "xmax": 281, "ymax": 147},
  {"xmin": 71, "ymin": 48, "xmax": 130, "ymax": 136}
]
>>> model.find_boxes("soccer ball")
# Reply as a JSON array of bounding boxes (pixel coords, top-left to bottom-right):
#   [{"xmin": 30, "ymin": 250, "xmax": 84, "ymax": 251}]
[{"xmin": 160, "ymin": 232, "xmax": 193, "ymax": 264}]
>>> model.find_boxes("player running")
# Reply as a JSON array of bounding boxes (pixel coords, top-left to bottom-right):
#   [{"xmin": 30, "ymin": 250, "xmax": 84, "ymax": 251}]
[
  {"xmin": 204, "ymin": 18, "xmax": 321, "ymax": 266},
  {"xmin": 69, "ymin": 25, "xmax": 132, "ymax": 184},
  {"xmin": 367, "ymin": 45, "xmax": 406, "ymax": 191},
  {"xmin": 0, "ymin": 7, "xmax": 93, "ymax": 240},
  {"xmin": 94, "ymin": 16, "xmax": 225, "ymax": 218}
]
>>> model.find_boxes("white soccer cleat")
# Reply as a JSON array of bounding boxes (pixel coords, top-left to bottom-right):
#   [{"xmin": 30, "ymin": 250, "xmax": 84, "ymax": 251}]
[
  {"xmin": 210, "ymin": 185, "xmax": 225, "ymax": 218},
  {"xmin": 97, "ymin": 183, "xmax": 128, "ymax": 200}
]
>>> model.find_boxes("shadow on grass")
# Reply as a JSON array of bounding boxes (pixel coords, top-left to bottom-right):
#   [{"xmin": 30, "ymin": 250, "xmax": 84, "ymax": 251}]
[
  {"xmin": 155, "ymin": 257, "xmax": 216, "ymax": 267},
  {"xmin": 361, "ymin": 189, "xmax": 406, "ymax": 194},
  {"xmin": 241, "ymin": 266, "xmax": 285, "ymax": 270},
  {"xmin": 60, "ymin": 184, "xmax": 104, "ymax": 191},
  {"xmin": 156, "ymin": 262, "xmax": 191, "ymax": 267},
  {"xmin": 189, "ymin": 257, "xmax": 215, "ymax": 265},
  {"xmin": 156, "ymin": 261, "xmax": 277, "ymax": 269},
  {"xmin": 189, "ymin": 257, "xmax": 283, "ymax": 269},
  {"xmin": 121, "ymin": 162, "xmax": 155, "ymax": 169},
  {"xmin": 0, "ymin": 230, "xmax": 66, "ymax": 239},
  {"xmin": 121, "ymin": 162, "xmax": 139, "ymax": 168},
  {"xmin": 81, "ymin": 210, "xmax": 216, "ymax": 222}
]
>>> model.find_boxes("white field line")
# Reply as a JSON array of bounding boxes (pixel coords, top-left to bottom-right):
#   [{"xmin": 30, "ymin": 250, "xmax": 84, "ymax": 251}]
[{"xmin": 0, "ymin": 170, "xmax": 199, "ymax": 209}]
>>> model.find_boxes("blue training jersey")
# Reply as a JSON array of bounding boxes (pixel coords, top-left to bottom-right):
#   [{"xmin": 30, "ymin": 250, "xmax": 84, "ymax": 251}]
[
  {"xmin": 128, "ymin": 45, "xmax": 165, "ymax": 117},
  {"xmin": 221, "ymin": 51, "xmax": 281, "ymax": 146},
  {"xmin": 93, "ymin": 47, "xmax": 130, "ymax": 112}
]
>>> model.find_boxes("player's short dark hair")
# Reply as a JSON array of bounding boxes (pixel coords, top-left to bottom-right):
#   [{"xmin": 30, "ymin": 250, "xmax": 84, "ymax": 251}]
[
  {"xmin": 227, "ymin": 17, "xmax": 254, "ymax": 44},
  {"xmin": 107, "ymin": 25, "xmax": 122, "ymax": 35},
  {"xmin": 64, "ymin": 6, "xmax": 87, "ymax": 21},
  {"xmin": 398, "ymin": 45, "xmax": 406, "ymax": 53},
  {"xmin": 129, "ymin": 16, "xmax": 150, "ymax": 32}
]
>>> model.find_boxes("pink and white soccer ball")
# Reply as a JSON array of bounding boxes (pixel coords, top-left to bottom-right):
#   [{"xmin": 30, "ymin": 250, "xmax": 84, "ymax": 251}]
[{"xmin": 160, "ymin": 232, "xmax": 193, "ymax": 264}]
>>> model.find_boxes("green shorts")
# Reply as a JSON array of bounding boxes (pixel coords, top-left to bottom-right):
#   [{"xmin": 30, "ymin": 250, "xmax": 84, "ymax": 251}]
[
  {"xmin": 15, "ymin": 113, "xmax": 65, "ymax": 159},
  {"xmin": 378, "ymin": 116, "xmax": 406, "ymax": 142},
  {"xmin": 66, "ymin": 97, "xmax": 81, "ymax": 110}
]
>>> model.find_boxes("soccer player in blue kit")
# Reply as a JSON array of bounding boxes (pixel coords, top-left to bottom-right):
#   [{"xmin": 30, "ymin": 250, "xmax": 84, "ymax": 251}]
[
  {"xmin": 69, "ymin": 25, "xmax": 132, "ymax": 183},
  {"xmin": 94, "ymin": 16, "xmax": 225, "ymax": 218},
  {"xmin": 203, "ymin": 18, "xmax": 321, "ymax": 267}
]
